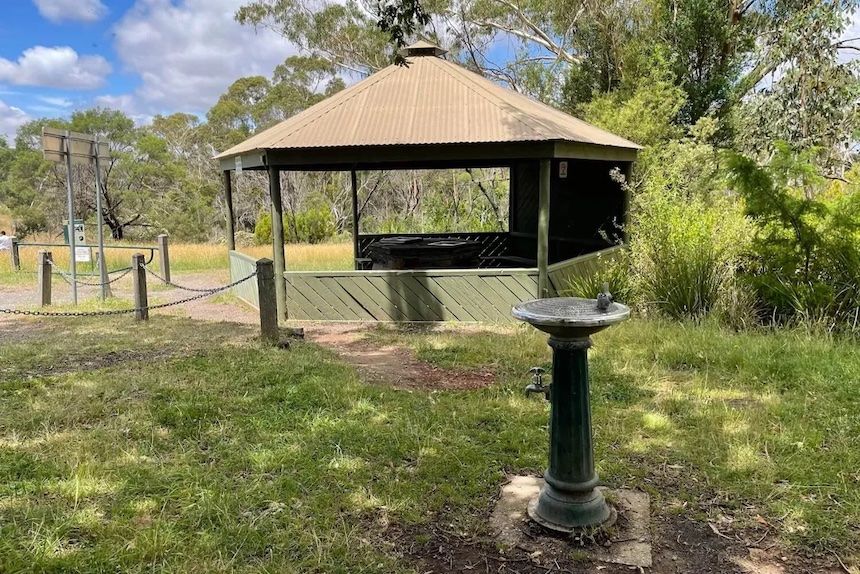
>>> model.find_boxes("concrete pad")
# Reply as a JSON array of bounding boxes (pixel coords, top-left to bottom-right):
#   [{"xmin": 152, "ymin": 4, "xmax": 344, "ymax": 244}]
[
  {"xmin": 589, "ymin": 488, "xmax": 652, "ymax": 568},
  {"xmin": 489, "ymin": 475, "xmax": 652, "ymax": 569},
  {"xmin": 491, "ymin": 475, "xmax": 542, "ymax": 548}
]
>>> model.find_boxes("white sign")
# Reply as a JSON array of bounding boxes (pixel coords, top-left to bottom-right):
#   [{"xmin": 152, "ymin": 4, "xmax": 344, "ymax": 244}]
[
  {"xmin": 559, "ymin": 161, "xmax": 568, "ymax": 179},
  {"xmin": 75, "ymin": 246, "xmax": 91, "ymax": 263},
  {"xmin": 235, "ymin": 156, "xmax": 243, "ymax": 174},
  {"xmin": 74, "ymin": 222, "xmax": 85, "ymax": 244},
  {"xmin": 72, "ymin": 222, "xmax": 90, "ymax": 262}
]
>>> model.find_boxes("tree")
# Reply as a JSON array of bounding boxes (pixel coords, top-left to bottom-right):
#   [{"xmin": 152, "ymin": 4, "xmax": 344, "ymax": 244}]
[
  {"xmin": 235, "ymin": 0, "xmax": 393, "ymax": 75},
  {"xmin": 732, "ymin": 2, "xmax": 859, "ymax": 174}
]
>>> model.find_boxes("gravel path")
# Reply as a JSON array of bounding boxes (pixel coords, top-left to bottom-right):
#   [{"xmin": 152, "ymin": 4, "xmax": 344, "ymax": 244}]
[{"xmin": 0, "ymin": 269, "xmax": 258, "ymax": 323}]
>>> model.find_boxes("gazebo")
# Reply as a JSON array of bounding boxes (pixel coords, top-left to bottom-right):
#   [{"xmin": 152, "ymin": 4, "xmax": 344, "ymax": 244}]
[{"xmin": 216, "ymin": 41, "xmax": 640, "ymax": 322}]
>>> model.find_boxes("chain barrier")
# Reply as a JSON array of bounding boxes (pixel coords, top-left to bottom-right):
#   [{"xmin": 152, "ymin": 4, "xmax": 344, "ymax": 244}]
[
  {"xmin": 141, "ymin": 264, "xmax": 220, "ymax": 293},
  {"xmin": 48, "ymin": 260, "xmax": 133, "ymax": 287},
  {"xmin": 0, "ymin": 271, "xmax": 257, "ymax": 318}
]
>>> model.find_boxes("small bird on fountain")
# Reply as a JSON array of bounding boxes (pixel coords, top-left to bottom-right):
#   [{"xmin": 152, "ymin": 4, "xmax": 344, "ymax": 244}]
[{"xmin": 596, "ymin": 282, "xmax": 613, "ymax": 312}]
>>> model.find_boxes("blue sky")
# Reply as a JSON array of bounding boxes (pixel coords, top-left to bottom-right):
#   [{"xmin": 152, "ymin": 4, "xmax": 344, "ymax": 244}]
[{"xmin": 0, "ymin": 0, "xmax": 296, "ymax": 141}]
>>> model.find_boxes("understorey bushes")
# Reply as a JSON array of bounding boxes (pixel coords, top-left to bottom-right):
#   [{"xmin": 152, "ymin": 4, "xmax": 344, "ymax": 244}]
[{"xmin": 569, "ymin": 139, "xmax": 859, "ymax": 334}]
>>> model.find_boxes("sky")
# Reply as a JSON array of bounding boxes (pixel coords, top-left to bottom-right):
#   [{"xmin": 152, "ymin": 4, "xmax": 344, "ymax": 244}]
[{"xmin": 0, "ymin": 0, "xmax": 296, "ymax": 141}]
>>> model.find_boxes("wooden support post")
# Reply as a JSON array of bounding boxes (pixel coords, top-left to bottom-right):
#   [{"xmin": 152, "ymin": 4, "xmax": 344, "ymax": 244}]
[
  {"xmin": 10, "ymin": 236, "xmax": 19, "ymax": 271},
  {"xmin": 38, "ymin": 250, "xmax": 51, "ymax": 306},
  {"xmin": 351, "ymin": 170, "xmax": 360, "ymax": 269},
  {"xmin": 132, "ymin": 253, "xmax": 149, "ymax": 321},
  {"xmin": 157, "ymin": 234, "xmax": 170, "ymax": 284},
  {"xmin": 537, "ymin": 159, "xmax": 551, "ymax": 298},
  {"xmin": 268, "ymin": 166, "xmax": 287, "ymax": 320},
  {"xmin": 256, "ymin": 258, "xmax": 278, "ymax": 343},
  {"xmin": 224, "ymin": 170, "xmax": 236, "ymax": 251}
]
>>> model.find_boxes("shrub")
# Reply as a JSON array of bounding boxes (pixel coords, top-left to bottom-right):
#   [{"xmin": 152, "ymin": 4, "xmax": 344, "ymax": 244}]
[
  {"xmin": 255, "ymin": 206, "xmax": 338, "ymax": 245},
  {"xmin": 727, "ymin": 144, "xmax": 860, "ymax": 331},
  {"xmin": 629, "ymin": 189, "xmax": 753, "ymax": 322},
  {"xmin": 285, "ymin": 205, "xmax": 336, "ymax": 244},
  {"xmin": 254, "ymin": 212, "xmax": 272, "ymax": 244},
  {"xmin": 565, "ymin": 248, "xmax": 633, "ymax": 305}
]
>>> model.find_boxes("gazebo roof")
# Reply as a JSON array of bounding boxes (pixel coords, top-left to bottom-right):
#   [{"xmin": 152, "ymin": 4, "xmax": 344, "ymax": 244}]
[{"xmin": 216, "ymin": 41, "xmax": 640, "ymax": 170}]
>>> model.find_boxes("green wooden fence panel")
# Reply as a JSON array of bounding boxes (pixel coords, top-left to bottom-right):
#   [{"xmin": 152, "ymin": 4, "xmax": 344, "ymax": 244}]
[
  {"xmin": 283, "ymin": 267, "xmax": 548, "ymax": 322},
  {"xmin": 547, "ymin": 245, "xmax": 624, "ymax": 296},
  {"xmin": 229, "ymin": 250, "xmax": 259, "ymax": 309}
]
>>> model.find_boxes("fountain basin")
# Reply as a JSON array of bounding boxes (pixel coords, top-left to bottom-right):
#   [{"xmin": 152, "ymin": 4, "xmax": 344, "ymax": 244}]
[{"xmin": 512, "ymin": 297, "xmax": 630, "ymax": 339}]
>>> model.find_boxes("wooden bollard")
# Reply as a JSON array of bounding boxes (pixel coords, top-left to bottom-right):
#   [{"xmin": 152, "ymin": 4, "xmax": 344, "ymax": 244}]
[
  {"xmin": 38, "ymin": 250, "xmax": 51, "ymax": 306},
  {"xmin": 10, "ymin": 236, "xmax": 19, "ymax": 271},
  {"xmin": 157, "ymin": 234, "xmax": 170, "ymax": 284},
  {"xmin": 256, "ymin": 258, "xmax": 278, "ymax": 343},
  {"xmin": 132, "ymin": 253, "xmax": 149, "ymax": 321}
]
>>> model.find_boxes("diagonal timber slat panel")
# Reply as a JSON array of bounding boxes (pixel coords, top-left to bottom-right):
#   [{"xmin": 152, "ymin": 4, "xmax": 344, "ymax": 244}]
[{"xmin": 283, "ymin": 267, "xmax": 542, "ymax": 322}]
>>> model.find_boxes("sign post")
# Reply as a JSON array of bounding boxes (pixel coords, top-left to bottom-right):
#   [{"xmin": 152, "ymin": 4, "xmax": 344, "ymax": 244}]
[
  {"xmin": 62, "ymin": 131, "xmax": 78, "ymax": 305},
  {"xmin": 93, "ymin": 137, "xmax": 110, "ymax": 299},
  {"xmin": 42, "ymin": 128, "xmax": 112, "ymax": 303}
]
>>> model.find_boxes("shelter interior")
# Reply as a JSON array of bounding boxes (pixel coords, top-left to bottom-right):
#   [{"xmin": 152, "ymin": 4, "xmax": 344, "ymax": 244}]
[{"xmin": 353, "ymin": 159, "xmax": 629, "ymax": 269}]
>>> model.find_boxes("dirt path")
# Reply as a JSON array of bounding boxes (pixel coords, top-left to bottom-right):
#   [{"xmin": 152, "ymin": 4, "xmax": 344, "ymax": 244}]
[
  {"xmin": 310, "ymin": 323, "xmax": 495, "ymax": 390},
  {"xmin": 1, "ymin": 271, "xmax": 494, "ymax": 390}
]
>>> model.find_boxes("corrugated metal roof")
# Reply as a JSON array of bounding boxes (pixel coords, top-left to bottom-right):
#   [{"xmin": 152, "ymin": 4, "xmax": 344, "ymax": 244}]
[{"xmin": 215, "ymin": 43, "xmax": 640, "ymax": 160}]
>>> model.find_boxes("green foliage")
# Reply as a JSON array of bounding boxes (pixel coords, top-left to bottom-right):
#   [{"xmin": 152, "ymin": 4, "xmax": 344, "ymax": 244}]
[
  {"xmin": 652, "ymin": 0, "xmax": 749, "ymax": 123},
  {"xmin": 730, "ymin": 3, "xmax": 859, "ymax": 170},
  {"xmin": 629, "ymin": 189, "xmax": 752, "ymax": 321},
  {"xmin": 565, "ymin": 250, "xmax": 633, "ymax": 305},
  {"xmin": 255, "ymin": 206, "xmax": 338, "ymax": 244},
  {"xmin": 582, "ymin": 55, "xmax": 686, "ymax": 147},
  {"xmin": 727, "ymin": 144, "xmax": 860, "ymax": 329},
  {"xmin": 286, "ymin": 204, "xmax": 337, "ymax": 243},
  {"xmin": 254, "ymin": 211, "xmax": 273, "ymax": 244}
]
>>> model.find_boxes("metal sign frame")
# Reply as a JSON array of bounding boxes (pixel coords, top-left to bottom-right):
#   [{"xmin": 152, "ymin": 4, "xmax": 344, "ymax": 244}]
[{"xmin": 41, "ymin": 127, "xmax": 113, "ymax": 302}]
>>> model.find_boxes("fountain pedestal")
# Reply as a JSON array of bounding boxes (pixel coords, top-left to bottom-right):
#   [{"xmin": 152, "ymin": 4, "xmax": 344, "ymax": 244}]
[{"xmin": 513, "ymin": 297, "xmax": 630, "ymax": 532}]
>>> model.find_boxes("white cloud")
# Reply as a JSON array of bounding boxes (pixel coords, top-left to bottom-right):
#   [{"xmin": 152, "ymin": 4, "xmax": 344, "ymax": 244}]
[
  {"xmin": 38, "ymin": 95, "xmax": 73, "ymax": 107},
  {"xmin": 0, "ymin": 46, "xmax": 111, "ymax": 89},
  {"xmin": 93, "ymin": 94, "xmax": 153, "ymax": 125},
  {"xmin": 111, "ymin": 0, "xmax": 295, "ymax": 115},
  {"xmin": 33, "ymin": 0, "xmax": 108, "ymax": 23},
  {"xmin": 0, "ymin": 99, "xmax": 30, "ymax": 143}
]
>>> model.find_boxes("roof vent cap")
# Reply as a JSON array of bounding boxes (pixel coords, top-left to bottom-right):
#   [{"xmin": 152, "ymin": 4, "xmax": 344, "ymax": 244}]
[{"xmin": 399, "ymin": 40, "xmax": 448, "ymax": 58}]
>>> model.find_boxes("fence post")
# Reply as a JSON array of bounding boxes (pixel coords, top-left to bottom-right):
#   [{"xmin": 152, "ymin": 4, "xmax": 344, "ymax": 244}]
[
  {"xmin": 157, "ymin": 234, "xmax": 170, "ymax": 284},
  {"xmin": 256, "ymin": 258, "xmax": 278, "ymax": 343},
  {"xmin": 132, "ymin": 253, "xmax": 149, "ymax": 321},
  {"xmin": 38, "ymin": 250, "xmax": 51, "ymax": 306},
  {"xmin": 10, "ymin": 236, "xmax": 19, "ymax": 271}
]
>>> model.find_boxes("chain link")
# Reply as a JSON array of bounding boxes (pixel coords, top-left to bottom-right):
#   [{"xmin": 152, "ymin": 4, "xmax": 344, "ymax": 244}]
[
  {"xmin": 0, "ymin": 271, "xmax": 257, "ymax": 318},
  {"xmin": 48, "ymin": 260, "xmax": 133, "ymax": 286},
  {"xmin": 141, "ymin": 265, "xmax": 220, "ymax": 292}
]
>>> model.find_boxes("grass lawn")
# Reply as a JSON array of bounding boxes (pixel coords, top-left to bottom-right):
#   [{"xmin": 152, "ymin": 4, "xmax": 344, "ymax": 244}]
[{"xmin": 0, "ymin": 316, "xmax": 857, "ymax": 572}]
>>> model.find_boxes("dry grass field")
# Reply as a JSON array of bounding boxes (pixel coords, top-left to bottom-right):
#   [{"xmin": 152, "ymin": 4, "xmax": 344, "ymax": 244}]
[{"xmin": 0, "ymin": 235, "xmax": 353, "ymax": 282}]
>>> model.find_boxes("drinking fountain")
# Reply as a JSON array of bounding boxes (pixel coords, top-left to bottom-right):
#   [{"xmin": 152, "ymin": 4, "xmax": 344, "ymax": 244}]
[{"xmin": 513, "ymin": 289, "xmax": 630, "ymax": 532}]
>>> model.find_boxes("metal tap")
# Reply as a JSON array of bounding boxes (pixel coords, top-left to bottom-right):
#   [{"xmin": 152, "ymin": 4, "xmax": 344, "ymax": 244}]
[
  {"xmin": 525, "ymin": 367, "xmax": 550, "ymax": 400},
  {"xmin": 596, "ymin": 282, "xmax": 613, "ymax": 312}
]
